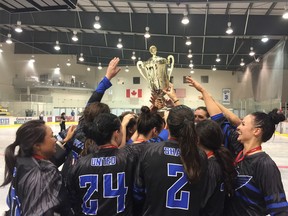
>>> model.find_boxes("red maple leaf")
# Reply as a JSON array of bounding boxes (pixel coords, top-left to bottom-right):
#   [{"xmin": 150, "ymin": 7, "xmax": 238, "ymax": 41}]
[{"xmin": 131, "ymin": 90, "xmax": 137, "ymax": 96}]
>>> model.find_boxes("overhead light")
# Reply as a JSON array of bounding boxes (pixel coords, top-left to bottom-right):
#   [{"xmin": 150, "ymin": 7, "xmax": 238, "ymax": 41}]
[
  {"xmin": 125, "ymin": 66, "xmax": 129, "ymax": 72},
  {"xmin": 6, "ymin": 34, "xmax": 12, "ymax": 44},
  {"xmin": 240, "ymin": 58, "xmax": 245, "ymax": 66},
  {"xmin": 72, "ymin": 31, "xmax": 78, "ymax": 42},
  {"xmin": 0, "ymin": 44, "xmax": 3, "ymax": 53},
  {"xmin": 98, "ymin": 62, "xmax": 102, "ymax": 70},
  {"xmin": 187, "ymin": 49, "xmax": 193, "ymax": 58},
  {"xmin": 87, "ymin": 67, "xmax": 91, "ymax": 71},
  {"xmin": 261, "ymin": 36, "xmax": 269, "ymax": 43},
  {"xmin": 282, "ymin": 7, "xmax": 288, "ymax": 19},
  {"xmin": 181, "ymin": 12, "xmax": 189, "ymax": 25},
  {"xmin": 212, "ymin": 65, "xmax": 217, "ymax": 71},
  {"xmin": 79, "ymin": 53, "xmax": 84, "ymax": 62},
  {"xmin": 216, "ymin": 54, "xmax": 221, "ymax": 62},
  {"xmin": 226, "ymin": 21, "xmax": 233, "ymax": 34},
  {"xmin": 94, "ymin": 16, "xmax": 101, "ymax": 29},
  {"xmin": 131, "ymin": 51, "xmax": 136, "ymax": 60},
  {"xmin": 189, "ymin": 60, "xmax": 194, "ymax": 68},
  {"xmin": 249, "ymin": 47, "xmax": 255, "ymax": 56},
  {"xmin": 15, "ymin": 21, "xmax": 23, "ymax": 33},
  {"xmin": 117, "ymin": 38, "xmax": 123, "ymax": 49},
  {"xmin": 144, "ymin": 27, "xmax": 151, "ymax": 39},
  {"xmin": 185, "ymin": 37, "xmax": 192, "ymax": 46},
  {"xmin": 255, "ymin": 57, "xmax": 261, "ymax": 63},
  {"xmin": 55, "ymin": 64, "xmax": 60, "ymax": 74},
  {"xmin": 138, "ymin": 57, "xmax": 141, "ymax": 61},
  {"xmin": 66, "ymin": 59, "xmax": 71, "ymax": 66},
  {"xmin": 29, "ymin": 55, "xmax": 35, "ymax": 63},
  {"xmin": 54, "ymin": 40, "xmax": 60, "ymax": 51}
]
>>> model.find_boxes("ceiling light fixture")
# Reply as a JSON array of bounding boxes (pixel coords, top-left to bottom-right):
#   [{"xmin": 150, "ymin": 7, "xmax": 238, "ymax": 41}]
[
  {"xmin": 15, "ymin": 21, "xmax": 23, "ymax": 33},
  {"xmin": 185, "ymin": 37, "xmax": 192, "ymax": 46},
  {"xmin": 55, "ymin": 64, "xmax": 60, "ymax": 74},
  {"xmin": 66, "ymin": 59, "xmax": 71, "ymax": 66},
  {"xmin": 117, "ymin": 38, "xmax": 123, "ymax": 49},
  {"xmin": 79, "ymin": 53, "xmax": 84, "ymax": 62},
  {"xmin": 94, "ymin": 16, "xmax": 101, "ymax": 29},
  {"xmin": 72, "ymin": 31, "xmax": 78, "ymax": 42},
  {"xmin": 131, "ymin": 51, "xmax": 136, "ymax": 60},
  {"xmin": 189, "ymin": 60, "xmax": 194, "ymax": 68},
  {"xmin": 216, "ymin": 54, "xmax": 221, "ymax": 62},
  {"xmin": 261, "ymin": 36, "xmax": 269, "ymax": 43},
  {"xmin": 187, "ymin": 49, "xmax": 193, "ymax": 58},
  {"xmin": 226, "ymin": 21, "xmax": 233, "ymax": 34},
  {"xmin": 181, "ymin": 12, "xmax": 189, "ymax": 25},
  {"xmin": 6, "ymin": 33, "xmax": 12, "ymax": 44},
  {"xmin": 282, "ymin": 7, "xmax": 288, "ymax": 19},
  {"xmin": 125, "ymin": 66, "xmax": 129, "ymax": 72},
  {"xmin": 212, "ymin": 65, "xmax": 217, "ymax": 71},
  {"xmin": 54, "ymin": 40, "xmax": 60, "ymax": 51},
  {"xmin": 144, "ymin": 26, "xmax": 151, "ymax": 39},
  {"xmin": 249, "ymin": 47, "xmax": 255, "ymax": 56},
  {"xmin": 98, "ymin": 62, "xmax": 102, "ymax": 70},
  {"xmin": 29, "ymin": 55, "xmax": 35, "ymax": 63},
  {"xmin": 87, "ymin": 67, "xmax": 91, "ymax": 71},
  {"xmin": 240, "ymin": 58, "xmax": 245, "ymax": 66},
  {"xmin": 255, "ymin": 57, "xmax": 261, "ymax": 63}
]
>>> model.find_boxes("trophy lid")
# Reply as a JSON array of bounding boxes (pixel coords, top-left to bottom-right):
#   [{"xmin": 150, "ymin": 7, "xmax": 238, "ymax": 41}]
[
  {"xmin": 148, "ymin": 45, "xmax": 166, "ymax": 63},
  {"xmin": 149, "ymin": 45, "xmax": 157, "ymax": 58}
]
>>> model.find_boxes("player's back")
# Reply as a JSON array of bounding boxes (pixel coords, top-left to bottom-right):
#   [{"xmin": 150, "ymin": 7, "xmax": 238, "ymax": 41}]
[
  {"xmin": 134, "ymin": 140, "xmax": 207, "ymax": 216},
  {"xmin": 67, "ymin": 145, "xmax": 136, "ymax": 216}
]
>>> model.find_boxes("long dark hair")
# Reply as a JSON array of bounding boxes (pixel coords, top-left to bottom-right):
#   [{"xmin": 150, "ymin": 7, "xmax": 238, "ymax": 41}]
[
  {"xmin": 78, "ymin": 102, "xmax": 110, "ymax": 124},
  {"xmin": 1, "ymin": 120, "xmax": 46, "ymax": 187},
  {"xmin": 167, "ymin": 105, "xmax": 202, "ymax": 183},
  {"xmin": 83, "ymin": 113, "xmax": 121, "ymax": 147},
  {"xmin": 137, "ymin": 106, "xmax": 164, "ymax": 136},
  {"xmin": 196, "ymin": 120, "xmax": 236, "ymax": 195},
  {"xmin": 252, "ymin": 108, "xmax": 285, "ymax": 142}
]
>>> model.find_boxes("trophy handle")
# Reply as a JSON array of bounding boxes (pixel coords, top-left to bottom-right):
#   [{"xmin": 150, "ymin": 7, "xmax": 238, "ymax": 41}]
[
  {"xmin": 137, "ymin": 61, "xmax": 148, "ymax": 81},
  {"xmin": 167, "ymin": 55, "xmax": 174, "ymax": 79}
]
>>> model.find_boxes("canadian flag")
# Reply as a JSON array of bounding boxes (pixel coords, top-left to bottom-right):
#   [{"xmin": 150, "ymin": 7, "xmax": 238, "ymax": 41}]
[{"xmin": 126, "ymin": 89, "xmax": 142, "ymax": 98}]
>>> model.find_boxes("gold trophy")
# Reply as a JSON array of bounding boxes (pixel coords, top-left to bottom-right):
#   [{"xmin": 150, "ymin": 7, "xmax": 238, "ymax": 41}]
[{"xmin": 137, "ymin": 45, "xmax": 174, "ymax": 109}]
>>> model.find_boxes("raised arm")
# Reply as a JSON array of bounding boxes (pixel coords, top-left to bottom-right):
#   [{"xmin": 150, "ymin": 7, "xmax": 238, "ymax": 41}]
[
  {"xmin": 87, "ymin": 57, "xmax": 121, "ymax": 104},
  {"xmin": 214, "ymin": 99, "xmax": 241, "ymax": 127},
  {"xmin": 186, "ymin": 76, "xmax": 221, "ymax": 116}
]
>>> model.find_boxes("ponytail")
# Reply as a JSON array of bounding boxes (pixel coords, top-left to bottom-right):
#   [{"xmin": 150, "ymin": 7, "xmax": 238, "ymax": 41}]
[
  {"xmin": 1, "ymin": 142, "xmax": 18, "ymax": 186},
  {"xmin": 167, "ymin": 105, "xmax": 203, "ymax": 183},
  {"xmin": 178, "ymin": 121, "xmax": 202, "ymax": 183},
  {"xmin": 213, "ymin": 147, "xmax": 237, "ymax": 196}
]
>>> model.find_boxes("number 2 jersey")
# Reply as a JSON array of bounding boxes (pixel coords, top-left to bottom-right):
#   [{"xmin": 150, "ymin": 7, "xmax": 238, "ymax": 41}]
[
  {"xmin": 133, "ymin": 140, "xmax": 208, "ymax": 216},
  {"xmin": 67, "ymin": 145, "xmax": 137, "ymax": 216}
]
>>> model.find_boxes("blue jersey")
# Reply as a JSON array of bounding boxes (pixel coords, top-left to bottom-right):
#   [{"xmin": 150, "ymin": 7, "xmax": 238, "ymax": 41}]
[{"xmin": 133, "ymin": 140, "xmax": 207, "ymax": 216}]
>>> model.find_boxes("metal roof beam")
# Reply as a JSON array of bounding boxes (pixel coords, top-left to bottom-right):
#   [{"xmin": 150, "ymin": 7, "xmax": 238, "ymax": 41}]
[
  {"xmin": 128, "ymin": 2, "xmax": 136, "ymax": 13},
  {"xmin": 108, "ymin": 1, "xmax": 120, "ymax": 13},
  {"xmin": 89, "ymin": 0, "xmax": 103, "ymax": 12},
  {"xmin": 266, "ymin": 2, "xmax": 277, "ymax": 15}
]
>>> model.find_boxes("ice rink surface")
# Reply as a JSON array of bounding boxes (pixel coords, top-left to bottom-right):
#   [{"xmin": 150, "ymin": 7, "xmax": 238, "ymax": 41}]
[{"xmin": 0, "ymin": 124, "xmax": 287, "ymax": 214}]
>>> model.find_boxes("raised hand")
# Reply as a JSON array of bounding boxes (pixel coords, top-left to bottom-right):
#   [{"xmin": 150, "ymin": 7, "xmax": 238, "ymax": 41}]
[
  {"xmin": 186, "ymin": 76, "xmax": 204, "ymax": 93},
  {"xmin": 105, "ymin": 57, "xmax": 121, "ymax": 80}
]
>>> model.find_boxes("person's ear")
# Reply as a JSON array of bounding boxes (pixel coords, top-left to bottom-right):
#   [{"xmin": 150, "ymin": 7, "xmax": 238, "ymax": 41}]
[{"xmin": 33, "ymin": 143, "xmax": 41, "ymax": 154}]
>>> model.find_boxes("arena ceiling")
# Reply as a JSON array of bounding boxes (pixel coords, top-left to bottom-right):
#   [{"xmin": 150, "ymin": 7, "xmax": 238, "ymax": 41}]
[{"xmin": 0, "ymin": 0, "xmax": 287, "ymax": 71}]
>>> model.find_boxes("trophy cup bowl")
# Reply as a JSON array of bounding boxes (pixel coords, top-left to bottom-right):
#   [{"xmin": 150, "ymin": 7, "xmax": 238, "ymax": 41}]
[{"xmin": 137, "ymin": 45, "xmax": 174, "ymax": 109}]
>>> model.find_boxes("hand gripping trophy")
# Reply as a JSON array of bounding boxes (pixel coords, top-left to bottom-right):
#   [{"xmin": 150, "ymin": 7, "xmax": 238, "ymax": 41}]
[{"xmin": 137, "ymin": 45, "xmax": 175, "ymax": 109}]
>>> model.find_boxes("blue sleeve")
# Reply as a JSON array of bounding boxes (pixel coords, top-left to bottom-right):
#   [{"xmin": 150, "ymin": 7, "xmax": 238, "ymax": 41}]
[
  {"xmin": 96, "ymin": 76, "xmax": 112, "ymax": 94},
  {"xmin": 158, "ymin": 129, "xmax": 169, "ymax": 141}
]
